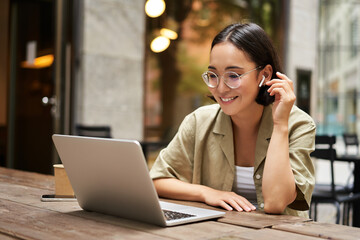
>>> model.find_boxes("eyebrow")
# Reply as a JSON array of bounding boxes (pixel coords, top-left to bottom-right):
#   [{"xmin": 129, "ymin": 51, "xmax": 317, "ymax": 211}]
[{"xmin": 208, "ymin": 66, "xmax": 244, "ymax": 70}]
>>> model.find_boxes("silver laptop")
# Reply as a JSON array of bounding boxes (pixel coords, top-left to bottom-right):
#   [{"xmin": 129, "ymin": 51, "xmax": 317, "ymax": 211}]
[{"xmin": 52, "ymin": 134, "xmax": 225, "ymax": 227}]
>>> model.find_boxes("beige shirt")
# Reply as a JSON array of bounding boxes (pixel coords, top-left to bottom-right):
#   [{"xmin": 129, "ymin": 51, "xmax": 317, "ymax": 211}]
[{"xmin": 150, "ymin": 104, "xmax": 316, "ymax": 218}]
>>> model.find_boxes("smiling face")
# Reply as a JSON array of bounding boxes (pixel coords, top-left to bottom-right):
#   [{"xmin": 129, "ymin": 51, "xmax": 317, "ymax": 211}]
[{"xmin": 208, "ymin": 42, "xmax": 263, "ymax": 117}]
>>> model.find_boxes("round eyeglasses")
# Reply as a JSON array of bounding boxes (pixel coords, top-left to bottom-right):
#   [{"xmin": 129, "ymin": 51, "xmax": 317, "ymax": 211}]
[{"xmin": 202, "ymin": 66, "xmax": 262, "ymax": 89}]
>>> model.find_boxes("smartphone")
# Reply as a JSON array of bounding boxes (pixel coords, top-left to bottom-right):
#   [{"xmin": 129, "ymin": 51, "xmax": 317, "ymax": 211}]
[{"xmin": 41, "ymin": 194, "xmax": 77, "ymax": 202}]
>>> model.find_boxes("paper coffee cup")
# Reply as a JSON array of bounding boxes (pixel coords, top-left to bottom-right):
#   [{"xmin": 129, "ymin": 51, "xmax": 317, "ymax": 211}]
[{"xmin": 53, "ymin": 164, "xmax": 75, "ymax": 197}]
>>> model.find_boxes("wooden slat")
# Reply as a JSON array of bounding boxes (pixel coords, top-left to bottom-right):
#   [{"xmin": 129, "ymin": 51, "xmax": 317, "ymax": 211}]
[
  {"xmin": 0, "ymin": 199, "xmax": 170, "ymax": 240},
  {"xmin": 2, "ymin": 177, "xmax": 284, "ymax": 240},
  {"xmin": 67, "ymin": 210, "xmax": 255, "ymax": 240},
  {"xmin": 0, "ymin": 167, "xmax": 54, "ymax": 190},
  {"xmin": 0, "ymin": 232, "xmax": 22, "ymax": 240},
  {"xmin": 161, "ymin": 198, "xmax": 311, "ymax": 229},
  {"xmin": 225, "ymin": 228, "xmax": 323, "ymax": 240},
  {"xmin": 272, "ymin": 221, "xmax": 360, "ymax": 240},
  {"xmin": 0, "ymin": 181, "xmax": 255, "ymax": 240},
  {"xmin": 0, "ymin": 198, "xmax": 258, "ymax": 240},
  {"xmin": 0, "ymin": 173, "xmax": 80, "ymax": 214},
  {"xmin": 217, "ymin": 210, "xmax": 311, "ymax": 229},
  {"xmin": 0, "ymin": 181, "xmax": 55, "ymax": 205}
]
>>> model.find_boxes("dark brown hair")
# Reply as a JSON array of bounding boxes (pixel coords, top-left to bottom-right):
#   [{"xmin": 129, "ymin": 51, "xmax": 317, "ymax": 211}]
[{"xmin": 210, "ymin": 23, "xmax": 282, "ymax": 106}]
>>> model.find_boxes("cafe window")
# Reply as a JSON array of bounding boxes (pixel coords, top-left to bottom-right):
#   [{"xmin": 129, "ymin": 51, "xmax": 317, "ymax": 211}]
[
  {"xmin": 296, "ymin": 69, "xmax": 311, "ymax": 114},
  {"xmin": 350, "ymin": 18, "xmax": 358, "ymax": 58},
  {"xmin": 345, "ymin": 90, "xmax": 357, "ymax": 133}
]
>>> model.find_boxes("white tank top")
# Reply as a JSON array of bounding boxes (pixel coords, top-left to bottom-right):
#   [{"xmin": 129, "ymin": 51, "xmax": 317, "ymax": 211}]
[{"xmin": 232, "ymin": 166, "xmax": 257, "ymax": 205}]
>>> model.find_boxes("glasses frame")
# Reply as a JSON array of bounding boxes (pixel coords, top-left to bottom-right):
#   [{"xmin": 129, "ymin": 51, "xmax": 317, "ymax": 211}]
[{"xmin": 202, "ymin": 66, "xmax": 262, "ymax": 89}]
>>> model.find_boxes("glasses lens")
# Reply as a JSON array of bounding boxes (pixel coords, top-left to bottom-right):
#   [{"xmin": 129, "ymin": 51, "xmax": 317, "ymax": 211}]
[
  {"xmin": 202, "ymin": 71, "xmax": 218, "ymax": 88},
  {"xmin": 224, "ymin": 72, "xmax": 240, "ymax": 88}
]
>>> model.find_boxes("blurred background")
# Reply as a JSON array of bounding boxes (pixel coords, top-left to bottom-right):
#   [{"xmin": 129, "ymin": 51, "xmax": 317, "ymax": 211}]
[{"xmin": 0, "ymin": 0, "xmax": 359, "ymax": 223}]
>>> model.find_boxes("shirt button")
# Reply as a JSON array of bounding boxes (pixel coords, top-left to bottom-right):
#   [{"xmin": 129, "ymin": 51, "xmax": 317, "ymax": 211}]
[
  {"xmin": 255, "ymin": 174, "xmax": 261, "ymax": 180},
  {"xmin": 260, "ymin": 203, "xmax": 264, "ymax": 208}
]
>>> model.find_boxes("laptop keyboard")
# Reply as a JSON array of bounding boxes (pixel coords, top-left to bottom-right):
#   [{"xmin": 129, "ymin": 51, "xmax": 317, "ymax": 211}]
[{"xmin": 163, "ymin": 209, "xmax": 196, "ymax": 221}]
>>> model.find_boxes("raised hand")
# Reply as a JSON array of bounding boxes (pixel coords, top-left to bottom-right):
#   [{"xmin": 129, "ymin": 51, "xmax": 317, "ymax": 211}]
[{"xmin": 266, "ymin": 72, "xmax": 296, "ymax": 126}]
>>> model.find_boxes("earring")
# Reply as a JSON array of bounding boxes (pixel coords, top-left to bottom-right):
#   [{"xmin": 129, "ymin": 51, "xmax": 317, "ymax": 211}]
[{"xmin": 259, "ymin": 75, "xmax": 265, "ymax": 87}]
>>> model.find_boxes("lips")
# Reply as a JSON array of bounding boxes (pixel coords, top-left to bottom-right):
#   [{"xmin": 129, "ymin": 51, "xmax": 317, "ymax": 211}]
[{"xmin": 220, "ymin": 96, "xmax": 238, "ymax": 102}]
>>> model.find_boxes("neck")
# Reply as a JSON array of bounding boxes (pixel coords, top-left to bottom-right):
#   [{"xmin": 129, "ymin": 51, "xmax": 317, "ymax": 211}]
[{"xmin": 231, "ymin": 104, "xmax": 264, "ymax": 133}]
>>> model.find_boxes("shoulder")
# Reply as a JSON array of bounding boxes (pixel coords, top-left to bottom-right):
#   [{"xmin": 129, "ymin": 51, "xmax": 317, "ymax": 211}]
[
  {"xmin": 193, "ymin": 104, "xmax": 221, "ymax": 116},
  {"xmin": 289, "ymin": 105, "xmax": 316, "ymax": 129},
  {"xmin": 178, "ymin": 104, "xmax": 223, "ymax": 137},
  {"xmin": 288, "ymin": 105, "xmax": 316, "ymax": 145},
  {"xmin": 184, "ymin": 104, "xmax": 221, "ymax": 123}
]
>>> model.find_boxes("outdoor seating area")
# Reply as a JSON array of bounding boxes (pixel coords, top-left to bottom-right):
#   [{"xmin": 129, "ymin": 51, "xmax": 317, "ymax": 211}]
[
  {"xmin": 75, "ymin": 124, "xmax": 112, "ymax": 139},
  {"xmin": 310, "ymin": 135, "xmax": 360, "ymax": 226},
  {"xmin": 73, "ymin": 124, "xmax": 168, "ymax": 162},
  {"xmin": 1, "ymin": 0, "xmax": 360, "ymax": 238}
]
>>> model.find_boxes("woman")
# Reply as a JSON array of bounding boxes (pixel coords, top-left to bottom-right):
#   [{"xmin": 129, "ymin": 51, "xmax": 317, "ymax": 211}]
[{"xmin": 149, "ymin": 23, "xmax": 315, "ymax": 218}]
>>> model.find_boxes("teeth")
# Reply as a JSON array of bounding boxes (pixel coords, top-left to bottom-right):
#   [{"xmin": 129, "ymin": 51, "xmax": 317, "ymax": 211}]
[{"xmin": 221, "ymin": 97, "xmax": 236, "ymax": 102}]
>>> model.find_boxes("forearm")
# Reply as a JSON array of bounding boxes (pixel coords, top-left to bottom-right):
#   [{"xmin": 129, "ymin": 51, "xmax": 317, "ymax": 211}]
[
  {"xmin": 262, "ymin": 124, "xmax": 297, "ymax": 213},
  {"xmin": 153, "ymin": 178, "xmax": 208, "ymax": 202},
  {"xmin": 153, "ymin": 178, "xmax": 256, "ymax": 212}
]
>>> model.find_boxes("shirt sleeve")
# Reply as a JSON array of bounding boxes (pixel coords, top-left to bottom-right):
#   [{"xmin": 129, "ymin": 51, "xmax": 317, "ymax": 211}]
[
  {"xmin": 287, "ymin": 111, "xmax": 316, "ymax": 211},
  {"xmin": 149, "ymin": 113, "xmax": 196, "ymax": 183}
]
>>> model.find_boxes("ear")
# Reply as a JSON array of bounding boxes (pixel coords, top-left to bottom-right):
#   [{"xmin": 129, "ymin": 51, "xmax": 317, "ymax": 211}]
[{"xmin": 262, "ymin": 64, "xmax": 273, "ymax": 81}]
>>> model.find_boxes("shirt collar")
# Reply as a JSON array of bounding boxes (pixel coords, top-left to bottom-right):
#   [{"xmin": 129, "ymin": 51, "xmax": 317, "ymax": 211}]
[
  {"xmin": 212, "ymin": 104, "xmax": 273, "ymax": 138},
  {"xmin": 213, "ymin": 107, "xmax": 234, "ymax": 170},
  {"xmin": 254, "ymin": 105, "xmax": 273, "ymax": 172},
  {"xmin": 212, "ymin": 104, "xmax": 274, "ymax": 172},
  {"xmin": 213, "ymin": 107, "xmax": 232, "ymax": 136}
]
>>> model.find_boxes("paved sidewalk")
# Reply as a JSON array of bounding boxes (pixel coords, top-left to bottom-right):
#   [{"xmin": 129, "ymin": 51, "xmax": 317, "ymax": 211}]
[{"xmin": 314, "ymin": 203, "xmax": 353, "ymax": 225}]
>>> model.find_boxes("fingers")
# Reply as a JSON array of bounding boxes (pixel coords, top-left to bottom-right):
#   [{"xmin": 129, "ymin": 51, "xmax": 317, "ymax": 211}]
[
  {"xmin": 217, "ymin": 200, "xmax": 235, "ymax": 211},
  {"xmin": 218, "ymin": 194, "xmax": 256, "ymax": 212},
  {"xmin": 275, "ymin": 72, "xmax": 294, "ymax": 87},
  {"xmin": 267, "ymin": 83, "xmax": 287, "ymax": 97},
  {"xmin": 223, "ymin": 199, "xmax": 241, "ymax": 211},
  {"xmin": 265, "ymin": 72, "xmax": 296, "ymax": 102},
  {"xmin": 204, "ymin": 188, "xmax": 256, "ymax": 212},
  {"xmin": 266, "ymin": 72, "xmax": 293, "ymax": 87},
  {"xmin": 237, "ymin": 197, "xmax": 257, "ymax": 211}
]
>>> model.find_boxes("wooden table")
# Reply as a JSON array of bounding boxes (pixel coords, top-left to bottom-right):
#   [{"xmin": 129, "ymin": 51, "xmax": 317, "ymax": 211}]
[{"xmin": 1, "ymin": 167, "xmax": 360, "ymax": 240}]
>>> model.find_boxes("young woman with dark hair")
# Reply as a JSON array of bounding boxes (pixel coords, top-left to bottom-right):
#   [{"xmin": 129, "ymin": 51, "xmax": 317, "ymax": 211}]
[{"xmin": 149, "ymin": 23, "xmax": 315, "ymax": 218}]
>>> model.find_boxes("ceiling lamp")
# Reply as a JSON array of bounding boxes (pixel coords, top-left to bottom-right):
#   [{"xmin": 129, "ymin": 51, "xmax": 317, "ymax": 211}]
[
  {"xmin": 21, "ymin": 54, "xmax": 54, "ymax": 69},
  {"xmin": 145, "ymin": 0, "xmax": 166, "ymax": 18},
  {"xmin": 160, "ymin": 28, "xmax": 178, "ymax": 40},
  {"xmin": 150, "ymin": 36, "xmax": 170, "ymax": 53}
]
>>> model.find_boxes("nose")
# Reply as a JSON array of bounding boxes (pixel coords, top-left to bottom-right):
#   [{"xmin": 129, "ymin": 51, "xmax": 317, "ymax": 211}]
[{"xmin": 217, "ymin": 75, "xmax": 231, "ymax": 93}]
